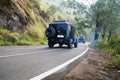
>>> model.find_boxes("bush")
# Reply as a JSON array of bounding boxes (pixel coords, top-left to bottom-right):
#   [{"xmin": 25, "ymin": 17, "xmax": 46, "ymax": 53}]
[
  {"xmin": 20, "ymin": 33, "xmax": 32, "ymax": 41},
  {"xmin": 0, "ymin": 28, "xmax": 47, "ymax": 46},
  {"xmin": 0, "ymin": 28, "xmax": 20, "ymax": 43},
  {"xmin": 109, "ymin": 34, "xmax": 120, "ymax": 54},
  {"xmin": 4, "ymin": 41, "xmax": 13, "ymax": 46},
  {"xmin": 0, "ymin": 40, "xmax": 13, "ymax": 46},
  {"xmin": 112, "ymin": 54, "xmax": 120, "ymax": 69},
  {"xmin": 28, "ymin": 26, "xmax": 42, "ymax": 40},
  {"xmin": 0, "ymin": 35, "xmax": 3, "ymax": 40},
  {"xmin": 0, "ymin": 28, "xmax": 10, "ymax": 34},
  {"xmin": 0, "ymin": 40, "xmax": 5, "ymax": 46},
  {"xmin": 7, "ymin": 33, "xmax": 20, "ymax": 43},
  {"xmin": 99, "ymin": 34, "xmax": 120, "ymax": 69},
  {"xmin": 0, "ymin": 28, "xmax": 10, "ymax": 41},
  {"xmin": 98, "ymin": 41, "xmax": 108, "ymax": 48}
]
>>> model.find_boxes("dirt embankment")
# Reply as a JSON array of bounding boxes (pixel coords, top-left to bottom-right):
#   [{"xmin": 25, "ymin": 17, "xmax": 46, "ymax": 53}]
[{"xmin": 63, "ymin": 47, "xmax": 120, "ymax": 80}]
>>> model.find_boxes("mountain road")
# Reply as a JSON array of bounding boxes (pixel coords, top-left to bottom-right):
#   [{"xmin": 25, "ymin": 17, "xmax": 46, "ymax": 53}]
[{"xmin": 0, "ymin": 44, "xmax": 88, "ymax": 80}]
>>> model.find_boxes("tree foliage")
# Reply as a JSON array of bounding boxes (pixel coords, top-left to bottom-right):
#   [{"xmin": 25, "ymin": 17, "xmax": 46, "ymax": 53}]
[
  {"xmin": 62, "ymin": 0, "xmax": 91, "ymax": 33},
  {"xmin": 91, "ymin": 0, "xmax": 120, "ymax": 41}
]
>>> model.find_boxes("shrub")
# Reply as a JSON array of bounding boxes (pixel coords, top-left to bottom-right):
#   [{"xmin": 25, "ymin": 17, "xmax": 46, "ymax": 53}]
[
  {"xmin": 98, "ymin": 41, "xmax": 108, "ymax": 48},
  {"xmin": 100, "ymin": 34, "xmax": 120, "ymax": 69},
  {"xmin": 0, "ymin": 28, "xmax": 20, "ymax": 43},
  {"xmin": 0, "ymin": 28, "xmax": 21, "ymax": 45},
  {"xmin": 0, "ymin": 40, "xmax": 4, "ymax": 46},
  {"xmin": 20, "ymin": 33, "xmax": 32, "ymax": 41},
  {"xmin": 0, "ymin": 28, "xmax": 10, "ymax": 34},
  {"xmin": 0, "ymin": 28, "xmax": 47, "ymax": 46},
  {"xmin": 4, "ymin": 41, "xmax": 13, "ymax": 46},
  {"xmin": 0, "ymin": 35, "xmax": 3, "ymax": 40},
  {"xmin": 112, "ymin": 54, "xmax": 120, "ymax": 69},
  {"xmin": 0, "ymin": 28, "xmax": 10, "ymax": 41},
  {"xmin": 109, "ymin": 34, "xmax": 120, "ymax": 55},
  {"xmin": 28, "ymin": 26, "xmax": 42, "ymax": 40},
  {"xmin": 0, "ymin": 40, "xmax": 12, "ymax": 46},
  {"xmin": 7, "ymin": 33, "xmax": 20, "ymax": 43}
]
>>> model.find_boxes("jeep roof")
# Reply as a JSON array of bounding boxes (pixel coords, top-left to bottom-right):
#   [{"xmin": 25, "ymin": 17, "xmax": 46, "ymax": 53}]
[{"xmin": 50, "ymin": 20, "xmax": 70, "ymax": 24}]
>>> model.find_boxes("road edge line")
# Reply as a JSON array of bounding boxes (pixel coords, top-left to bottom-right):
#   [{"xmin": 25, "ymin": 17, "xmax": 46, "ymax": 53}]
[{"xmin": 30, "ymin": 44, "xmax": 89, "ymax": 80}]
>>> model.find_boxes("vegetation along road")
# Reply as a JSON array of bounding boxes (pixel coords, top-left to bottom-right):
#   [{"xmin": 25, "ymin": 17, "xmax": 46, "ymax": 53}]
[{"xmin": 0, "ymin": 44, "xmax": 88, "ymax": 80}]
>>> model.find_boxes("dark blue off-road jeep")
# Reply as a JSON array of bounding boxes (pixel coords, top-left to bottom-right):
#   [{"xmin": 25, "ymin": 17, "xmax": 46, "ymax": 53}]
[{"xmin": 45, "ymin": 21, "xmax": 78, "ymax": 49}]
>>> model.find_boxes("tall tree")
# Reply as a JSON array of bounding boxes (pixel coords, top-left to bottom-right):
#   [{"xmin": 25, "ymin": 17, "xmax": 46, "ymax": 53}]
[
  {"xmin": 91, "ymin": 0, "xmax": 120, "ymax": 41},
  {"xmin": 62, "ymin": 0, "xmax": 91, "ymax": 35},
  {"xmin": 62, "ymin": 0, "xmax": 120, "ymax": 41}
]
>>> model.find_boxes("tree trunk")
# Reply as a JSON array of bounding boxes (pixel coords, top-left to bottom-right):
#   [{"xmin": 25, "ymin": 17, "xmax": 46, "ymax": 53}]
[
  {"xmin": 94, "ymin": 30, "xmax": 99, "ymax": 40},
  {"xmin": 102, "ymin": 32, "xmax": 105, "ymax": 41},
  {"xmin": 102, "ymin": 27, "xmax": 106, "ymax": 42},
  {"xmin": 107, "ymin": 31, "xmax": 112, "ymax": 42},
  {"xmin": 94, "ymin": 15, "xmax": 100, "ymax": 41}
]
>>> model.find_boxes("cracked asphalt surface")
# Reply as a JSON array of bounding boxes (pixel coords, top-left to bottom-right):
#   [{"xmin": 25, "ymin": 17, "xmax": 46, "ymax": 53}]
[{"xmin": 0, "ymin": 44, "xmax": 87, "ymax": 80}]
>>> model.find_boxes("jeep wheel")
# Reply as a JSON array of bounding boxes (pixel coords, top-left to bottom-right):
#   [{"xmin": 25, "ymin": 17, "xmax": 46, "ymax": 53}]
[
  {"xmin": 45, "ymin": 27, "xmax": 56, "ymax": 38},
  {"xmin": 74, "ymin": 42, "xmax": 78, "ymax": 48},
  {"xmin": 83, "ymin": 41, "xmax": 85, "ymax": 43},
  {"xmin": 74, "ymin": 39, "xmax": 78, "ymax": 48},
  {"xmin": 48, "ymin": 42, "xmax": 54, "ymax": 48},
  {"xmin": 59, "ymin": 43, "xmax": 63, "ymax": 48},
  {"xmin": 67, "ymin": 39, "xmax": 72, "ymax": 49}
]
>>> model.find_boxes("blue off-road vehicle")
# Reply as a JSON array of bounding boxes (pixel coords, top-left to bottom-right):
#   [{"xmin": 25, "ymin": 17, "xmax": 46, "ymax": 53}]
[
  {"xmin": 78, "ymin": 36, "xmax": 85, "ymax": 43},
  {"xmin": 45, "ymin": 21, "xmax": 78, "ymax": 49}
]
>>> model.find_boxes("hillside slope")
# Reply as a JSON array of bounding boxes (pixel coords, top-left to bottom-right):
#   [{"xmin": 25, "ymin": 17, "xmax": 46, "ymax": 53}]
[
  {"xmin": 0, "ymin": 0, "xmax": 68, "ymax": 33},
  {"xmin": 0, "ymin": 0, "xmax": 70, "ymax": 45}
]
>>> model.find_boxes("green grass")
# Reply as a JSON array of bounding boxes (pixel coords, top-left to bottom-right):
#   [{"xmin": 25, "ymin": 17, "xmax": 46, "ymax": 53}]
[
  {"xmin": 0, "ymin": 28, "xmax": 47, "ymax": 46},
  {"xmin": 0, "ymin": 40, "xmax": 13, "ymax": 46},
  {"xmin": 99, "ymin": 34, "xmax": 120, "ymax": 69},
  {"xmin": 112, "ymin": 54, "xmax": 120, "ymax": 69}
]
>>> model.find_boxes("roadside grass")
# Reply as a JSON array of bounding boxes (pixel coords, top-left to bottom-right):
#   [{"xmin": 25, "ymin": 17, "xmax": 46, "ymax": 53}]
[
  {"xmin": 16, "ymin": 40, "xmax": 47, "ymax": 45},
  {"xmin": 0, "ymin": 40, "xmax": 13, "ymax": 46},
  {"xmin": 0, "ymin": 28, "xmax": 47, "ymax": 46},
  {"xmin": 99, "ymin": 34, "xmax": 120, "ymax": 69}
]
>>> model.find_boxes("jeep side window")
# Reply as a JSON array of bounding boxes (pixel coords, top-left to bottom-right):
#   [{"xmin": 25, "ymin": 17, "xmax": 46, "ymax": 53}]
[
  {"xmin": 71, "ymin": 25, "xmax": 75, "ymax": 34},
  {"xmin": 66, "ymin": 24, "xmax": 71, "ymax": 38},
  {"xmin": 69, "ymin": 25, "xmax": 75, "ymax": 38}
]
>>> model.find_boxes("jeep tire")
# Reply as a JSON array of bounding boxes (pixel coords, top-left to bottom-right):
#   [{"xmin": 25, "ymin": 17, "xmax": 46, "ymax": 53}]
[
  {"xmin": 48, "ymin": 41, "xmax": 54, "ymax": 48},
  {"xmin": 67, "ymin": 39, "xmax": 72, "ymax": 49},
  {"xmin": 59, "ymin": 43, "xmax": 63, "ymax": 48},
  {"xmin": 74, "ymin": 39, "xmax": 78, "ymax": 48},
  {"xmin": 45, "ymin": 27, "xmax": 56, "ymax": 38}
]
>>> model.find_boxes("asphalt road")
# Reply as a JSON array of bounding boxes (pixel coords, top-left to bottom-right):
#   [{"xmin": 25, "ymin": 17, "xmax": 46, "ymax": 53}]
[{"xmin": 0, "ymin": 44, "xmax": 87, "ymax": 80}]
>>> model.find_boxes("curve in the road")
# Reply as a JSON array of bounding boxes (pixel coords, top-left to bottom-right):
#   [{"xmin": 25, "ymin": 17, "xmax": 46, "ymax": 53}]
[{"xmin": 30, "ymin": 44, "xmax": 89, "ymax": 80}]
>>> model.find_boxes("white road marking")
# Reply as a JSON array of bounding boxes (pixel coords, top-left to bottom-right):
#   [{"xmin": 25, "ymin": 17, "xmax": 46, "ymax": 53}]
[
  {"xmin": 0, "ymin": 49, "xmax": 60, "ymax": 59},
  {"xmin": 0, "ymin": 46, "xmax": 46, "ymax": 52},
  {"xmin": 30, "ymin": 44, "xmax": 89, "ymax": 80}
]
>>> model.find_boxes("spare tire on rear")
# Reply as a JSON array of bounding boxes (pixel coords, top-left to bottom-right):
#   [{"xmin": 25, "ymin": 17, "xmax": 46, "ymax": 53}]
[{"xmin": 45, "ymin": 27, "xmax": 56, "ymax": 38}]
